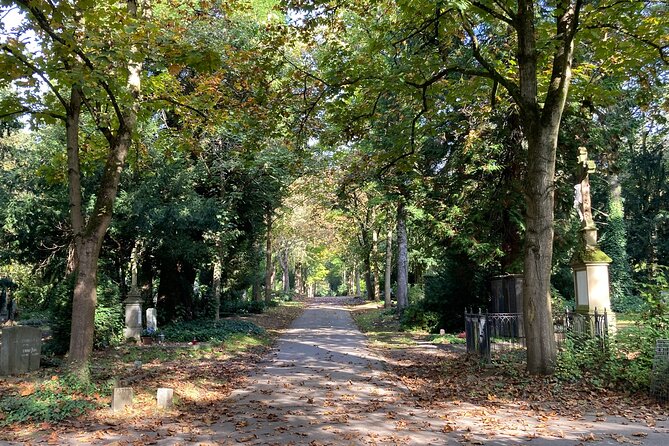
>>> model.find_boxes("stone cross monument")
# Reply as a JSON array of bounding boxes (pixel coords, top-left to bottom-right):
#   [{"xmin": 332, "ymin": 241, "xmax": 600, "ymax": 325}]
[
  {"xmin": 571, "ymin": 147, "xmax": 614, "ymax": 325},
  {"xmin": 574, "ymin": 147, "xmax": 598, "ymax": 247}
]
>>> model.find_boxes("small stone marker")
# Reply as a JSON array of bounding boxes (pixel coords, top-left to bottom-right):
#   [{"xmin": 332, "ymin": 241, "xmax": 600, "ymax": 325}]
[
  {"xmin": 0, "ymin": 326, "xmax": 42, "ymax": 376},
  {"xmin": 111, "ymin": 387, "xmax": 133, "ymax": 412},
  {"xmin": 157, "ymin": 388, "xmax": 174, "ymax": 409},
  {"xmin": 439, "ymin": 329, "xmax": 445, "ymax": 336},
  {"xmin": 146, "ymin": 308, "xmax": 157, "ymax": 331}
]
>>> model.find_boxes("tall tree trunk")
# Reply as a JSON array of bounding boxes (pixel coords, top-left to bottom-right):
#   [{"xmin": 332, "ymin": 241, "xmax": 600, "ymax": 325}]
[
  {"xmin": 372, "ymin": 229, "xmax": 381, "ymax": 300},
  {"xmin": 516, "ymin": 0, "xmax": 579, "ymax": 375},
  {"xmin": 212, "ymin": 258, "xmax": 221, "ymax": 320},
  {"xmin": 264, "ymin": 211, "xmax": 273, "ymax": 304},
  {"xmin": 295, "ymin": 262, "xmax": 303, "ymax": 296},
  {"xmin": 66, "ymin": 0, "xmax": 144, "ymax": 379},
  {"xmin": 354, "ymin": 265, "xmax": 361, "ymax": 297},
  {"xmin": 396, "ymin": 202, "xmax": 408, "ymax": 311},
  {"xmin": 384, "ymin": 227, "xmax": 393, "ymax": 308},
  {"xmin": 364, "ymin": 252, "xmax": 374, "ymax": 301},
  {"xmin": 341, "ymin": 268, "xmax": 347, "ymax": 296},
  {"xmin": 280, "ymin": 249, "xmax": 290, "ymax": 294}
]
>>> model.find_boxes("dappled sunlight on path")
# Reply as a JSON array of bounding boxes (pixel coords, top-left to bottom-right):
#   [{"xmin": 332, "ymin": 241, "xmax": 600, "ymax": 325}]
[{"xmin": 11, "ymin": 296, "xmax": 667, "ymax": 445}]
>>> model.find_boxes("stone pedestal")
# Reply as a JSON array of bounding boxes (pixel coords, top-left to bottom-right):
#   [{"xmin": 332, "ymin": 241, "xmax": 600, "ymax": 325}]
[
  {"xmin": 124, "ymin": 288, "xmax": 143, "ymax": 341},
  {"xmin": 572, "ymin": 252, "xmax": 616, "ymax": 333}
]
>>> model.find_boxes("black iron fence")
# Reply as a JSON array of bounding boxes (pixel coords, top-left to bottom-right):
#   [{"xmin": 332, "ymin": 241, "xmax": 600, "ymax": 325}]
[{"xmin": 465, "ymin": 308, "xmax": 610, "ymax": 362}]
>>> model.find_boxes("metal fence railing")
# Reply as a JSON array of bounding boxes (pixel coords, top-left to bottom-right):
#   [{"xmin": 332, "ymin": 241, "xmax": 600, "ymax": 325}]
[
  {"xmin": 465, "ymin": 308, "xmax": 610, "ymax": 362},
  {"xmin": 651, "ymin": 339, "xmax": 669, "ymax": 402}
]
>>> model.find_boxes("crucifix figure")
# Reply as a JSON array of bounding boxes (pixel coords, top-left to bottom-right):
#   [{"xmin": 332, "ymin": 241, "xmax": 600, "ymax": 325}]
[{"xmin": 574, "ymin": 147, "xmax": 598, "ymax": 247}]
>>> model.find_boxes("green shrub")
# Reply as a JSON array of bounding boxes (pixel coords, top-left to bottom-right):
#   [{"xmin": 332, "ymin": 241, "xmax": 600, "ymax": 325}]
[
  {"xmin": 161, "ymin": 319, "xmax": 265, "ymax": 343},
  {"xmin": 219, "ymin": 299, "xmax": 267, "ymax": 315},
  {"xmin": 400, "ymin": 302, "xmax": 440, "ymax": 332},
  {"xmin": 94, "ymin": 303, "xmax": 124, "ymax": 349},
  {"xmin": 0, "ymin": 373, "xmax": 105, "ymax": 425},
  {"xmin": 556, "ymin": 314, "xmax": 669, "ymax": 392},
  {"xmin": 43, "ymin": 275, "xmax": 123, "ymax": 355}
]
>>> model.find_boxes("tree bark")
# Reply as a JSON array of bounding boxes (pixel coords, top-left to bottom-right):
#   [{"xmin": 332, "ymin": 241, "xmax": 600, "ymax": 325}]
[
  {"xmin": 384, "ymin": 227, "xmax": 393, "ymax": 308},
  {"xmin": 363, "ymin": 252, "xmax": 374, "ymax": 301},
  {"xmin": 517, "ymin": 0, "xmax": 579, "ymax": 375},
  {"xmin": 372, "ymin": 229, "xmax": 381, "ymax": 300},
  {"xmin": 295, "ymin": 262, "xmax": 303, "ymax": 296},
  {"xmin": 396, "ymin": 202, "xmax": 408, "ymax": 311},
  {"xmin": 212, "ymin": 258, "xmax": 221, "ymax": 320},
  {"xmin": 354, "ymin": 265, "xmax": 361, "ymax": 297},
  {"xmin": 264, "ymin": 211, "xmax": 274, "ymax": 304},
  {"xmin": 280, "ymin": 249, "xmax": 290, "ymax": 294}
]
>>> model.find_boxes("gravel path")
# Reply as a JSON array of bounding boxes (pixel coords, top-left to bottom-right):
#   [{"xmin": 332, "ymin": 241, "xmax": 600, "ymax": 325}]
[
  {"xmin": 30, "ymin": 296, "xmax": 667, "ymax": 446},
  {"xmin": 157, "ymin": 296, "xmax": 669, "ymax": 445}
]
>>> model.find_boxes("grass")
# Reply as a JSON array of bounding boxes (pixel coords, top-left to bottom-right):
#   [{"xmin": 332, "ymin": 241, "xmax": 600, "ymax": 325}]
[
  {"xmin": 350, "ymin": 302, "xmax": 466, "ymax": 348},
  {"xmin": 615, "ymin": 312, "xmax": 641, "ymax": 329},
  {"xmin": 0, "ymin": 300, "xmax": 305, "ymax": 433}
]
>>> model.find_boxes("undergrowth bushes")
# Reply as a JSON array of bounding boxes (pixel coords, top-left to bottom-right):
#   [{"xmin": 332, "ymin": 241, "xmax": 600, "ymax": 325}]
[
  {"xmin": 0, "ymin": 374, "xmax": 107, "ymax": 425},
  {"xmin": 556, "ymin": 308, "xmax": 669, "ymax": 392},
  {"xmin": 161, "ymin": 319, "xmax": 265, "ymax": 343}
]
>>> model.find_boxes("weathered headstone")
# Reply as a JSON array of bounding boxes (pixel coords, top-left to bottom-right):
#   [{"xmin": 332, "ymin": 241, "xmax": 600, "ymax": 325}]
[
  {"xmin": 146, "ymin": 308, "xmax": 157, "ymax": 332},
  {"xmin": 0, "ymin": 326, "xmax": 42, "ymax": 375},
  {"xmin": 111, "ymin": 387, "xmax": 134, "ymax": 412},
  {"xmin": 490, "ymin": 275, "xmax": 523, "ymax": 313},
  {"xmin": 123, "ymin": 290, "xmax": 142, "ymax": 340},
  {"xmin": 156, "ymin": 388, "xmax": 174, "ymax": 409}
]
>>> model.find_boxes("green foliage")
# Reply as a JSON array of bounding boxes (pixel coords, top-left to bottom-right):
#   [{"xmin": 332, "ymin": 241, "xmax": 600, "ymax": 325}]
[
  {"xmin": 400, "ymin": 302, "xmax": 440, "ymax": 332},
  {"xmin": 219, "ymin": 299, "xmax": 267, "ymax": 315},
  {"xmin": 556, "ymin": 273, "xmax": 669, "ymax": 392},
  {"xmin": 44, "ymin": 275, "xmax": 123, "ymax": 355},
  {"xmin": 0, "ymin": 374, "xmax": 104, "ymax": 425},
  {"xmin": 161, "ymin": 319, "xmax": 265, "ymax": 343}
]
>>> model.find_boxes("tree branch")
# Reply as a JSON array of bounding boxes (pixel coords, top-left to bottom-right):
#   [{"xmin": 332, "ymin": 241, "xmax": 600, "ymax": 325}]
[
  {"xmin": 17, "ymin": 0, "xmax": 126, "ymax": 123},
  {"xmin": 147, "ymin": 96, "xmax": 209, "ymax": 119},
  {"xmin": 585, "ymin": 22, "xmax": 669, "ymax": 66},
  {"xmin": 0, "ymin": 106, "xmax": 65, "ymax": 121},
  {"xmin": 0, "ymin": 43, "xmax": 68, "ymax": 109},
  {"xmin": 471, "ymin": 0, "xmax": 515, "ymax": 26},
  {"xmin": 460, "ymin": 11, "xmax": 523, "ymax": 105}
]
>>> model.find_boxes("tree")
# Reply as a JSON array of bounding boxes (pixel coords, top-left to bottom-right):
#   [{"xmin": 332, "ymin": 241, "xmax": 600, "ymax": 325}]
[
  {"xmin": 1, "ymin": 0, "xmax": 151, "ymax": 377},
  {"xmin": 286, "ymin": 0, "xmax": 668, "ymax": 374}
]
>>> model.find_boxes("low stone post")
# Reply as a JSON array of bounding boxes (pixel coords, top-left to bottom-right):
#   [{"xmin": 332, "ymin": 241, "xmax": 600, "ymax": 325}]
[{"xmin": 157, "ymin": 388, "xmax": 174, "ymax": 409}]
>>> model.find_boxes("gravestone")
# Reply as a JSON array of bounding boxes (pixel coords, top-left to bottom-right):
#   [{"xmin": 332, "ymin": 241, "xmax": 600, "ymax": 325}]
[
  {"xmin": 156, "ymin": 388, "xmax": 174, "ymax": 409},
  {"xmin": 112, "ymin": 387, "xmax": 134, "ymax": 412},
  {"xmin": 123, "ymin": 289, "xmax": 142, "ymax": 340},
  {"xmin": 0, "ymin": 326, "xmax": 42, "ymax": 375},
  {"xmin": 146, "ymin": 308, "xmax": 157, "ymax": 332}
]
